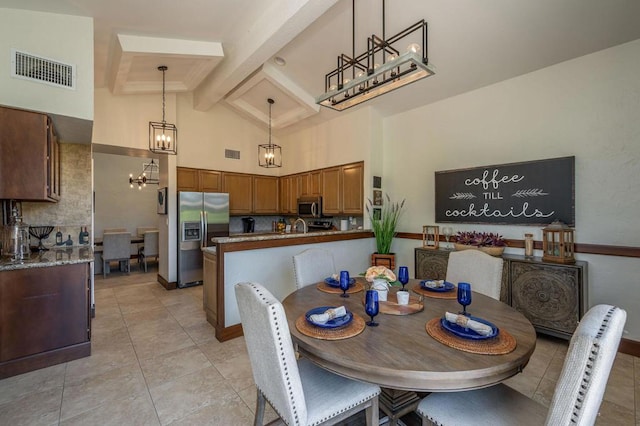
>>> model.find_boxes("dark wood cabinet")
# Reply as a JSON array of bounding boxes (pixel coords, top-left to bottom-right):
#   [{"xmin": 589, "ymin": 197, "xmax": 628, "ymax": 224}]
[
  {"xmin": 414, "ymin": 247, "xmax": 588, "ymax": 339},
  {"xmin": 0, "ymin": 106, "xmax": 60, "ymax": 201},
  {"xmin": 507, "ymin": 256, "xmax": 588, "ymax": 339},
  {"xmin": 0, "ymin": 263, "xmax": 91, "ymax": 378}
]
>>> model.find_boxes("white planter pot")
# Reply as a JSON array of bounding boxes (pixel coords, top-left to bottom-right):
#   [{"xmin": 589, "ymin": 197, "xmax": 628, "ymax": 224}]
[{"xmin": 371, "ymin": 279, "xmax": 389, "ymax": 302}]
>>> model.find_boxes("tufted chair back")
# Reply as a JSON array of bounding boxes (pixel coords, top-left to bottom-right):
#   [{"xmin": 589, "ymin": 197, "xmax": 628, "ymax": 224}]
[
  {"xmin": 446, "ymin": 249, "xmax": 503, "ymax": 300},
  {"xmin": 293, "ymin": 248, "xmax": 336, "ymax": 289},
  {"xmin": 235, "ymin": 282, "xmax": 307, "ymax": 425},
  {"xmin": 545, "ymin": 304, "xmax": 627, "ymax": 426}
]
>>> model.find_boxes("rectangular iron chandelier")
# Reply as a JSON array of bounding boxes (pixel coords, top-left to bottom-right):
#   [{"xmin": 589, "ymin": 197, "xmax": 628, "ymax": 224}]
[
  {"xmin": 316, "ymin": 0, "xmax": 435, "ymax": 111},
  {"xmin": 149, "ymin": 66, "xmax": 177, "ymax": 155}
]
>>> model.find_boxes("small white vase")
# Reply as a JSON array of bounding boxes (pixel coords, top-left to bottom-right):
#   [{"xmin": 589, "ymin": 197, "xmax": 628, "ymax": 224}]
[{"xmin": 371, "ymin": 279, "xmax": 389, "ymax": 302}]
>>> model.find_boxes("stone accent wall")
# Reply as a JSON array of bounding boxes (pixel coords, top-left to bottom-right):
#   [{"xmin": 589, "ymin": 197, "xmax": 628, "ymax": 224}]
[{"xmin": 21, "ymin": 143, "xmax": 92, "ymax": 247}]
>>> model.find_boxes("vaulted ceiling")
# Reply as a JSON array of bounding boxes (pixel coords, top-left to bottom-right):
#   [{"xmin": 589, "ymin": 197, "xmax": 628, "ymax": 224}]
[{"xmin": 3, "ymin": 0, "xmax": 640, "ymax": 132}]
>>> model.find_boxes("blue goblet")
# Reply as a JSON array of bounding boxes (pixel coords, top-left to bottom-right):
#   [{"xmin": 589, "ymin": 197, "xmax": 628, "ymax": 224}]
[
  {"xmin": 398, "ymin": 266, "xmax": 409, "ymax": 291},
  {"xmin": 364, "ymin": 290, "xmax": 379, "ymax": 326},
  {"xmin": 339, "ymin": 270, "xmax": 350, "ymax": 298},
  {"xmin": 457, "ymin": 282, "xmax": 472, "ymax": 316}
]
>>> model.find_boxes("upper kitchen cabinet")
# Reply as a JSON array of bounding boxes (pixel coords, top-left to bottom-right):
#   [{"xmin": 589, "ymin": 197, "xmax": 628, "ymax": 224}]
[
  {"xmin": 300, "ymin": 170, "xmax": 321, "ymax": 197},
  {"xmin": 342, "ymin": 162, "xmax": 364, "ymax": 214},
  {"xmin": 222, "ymin": 172, "xmax": 253, "ymax": 215},
  {"xmin": 177, "ymin": 167, "xmax": 222, "ymax": 192},
  {"xmin": 253, "ymin": 176, "xmax": 279, "ymax": 214},
  {"xmin": 0, "ymin": 106, "xmax": 60, "ymax": 202},
  {"xmin": 321, "ymin": 166, "xmax": 342, "ymax": 215},
  {"xmin": 321, "ymin": 162, "xmax": 364, "ymax": 215},
  {"xmin": 279, "ymin": 175, "xmax": 299, "ymax": 214}
]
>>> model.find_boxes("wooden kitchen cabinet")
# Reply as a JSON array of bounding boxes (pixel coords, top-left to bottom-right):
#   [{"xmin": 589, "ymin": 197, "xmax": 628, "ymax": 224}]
[
  {"xmin": 200, "ymin": 170, "xmax": 222, "ymax": 192},
  {"xmin": 279, "ymin": 175, "xmax": 298, "ymax": 214},
  {"xmin": 0, "ymin": 106, "xmax": 60, "ymax": 201},
  {"xmin": 222, "ymin": 172, "xmax": 253, "ymax": 214},
  {"xmin": 321, "ymin": 166, "xmax": 341, "ymax": 214},
  {"xmin": 253, "ymin": 175, "xmax": 279, "ymax": 213},
  {"xmin": 341, "ymin": 162, "xmax": 363, "ymax": 214},
  {"xmin": 0, "ymin": 263, "xmax": 91, "ymax": 378},
  {"xmin": 320, "ymin": 162, "xmax": 364, "ymax": 215},
  {"xmin": 300, "ymin": 170, "xmax": 321, "ymax": 197},
  {"xmin": 177, "ymin": 167, "xmax": 222, "ymax": 192}
]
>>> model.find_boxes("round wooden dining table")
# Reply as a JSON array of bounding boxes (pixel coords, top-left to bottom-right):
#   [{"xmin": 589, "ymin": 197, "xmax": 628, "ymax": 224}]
[{"xmin": 282, "ymin": 278, "xmax": 537, "ymax": 423}]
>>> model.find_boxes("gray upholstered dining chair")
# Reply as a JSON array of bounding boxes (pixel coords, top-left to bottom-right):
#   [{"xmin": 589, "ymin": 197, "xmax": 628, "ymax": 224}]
[
  {"xmin": 416, "ymin": 304, "xmax": 627, "ymax": 426},
  {"xmin": 101, "ymin": 232, "xmax": 131, "ymax": 278},
  {"xmin": 138, "ymin": 230, "xmax": 159, "ymax": 272},
  {"xmin": 292, "ymin": 248, "xmax": 336, "ymax": 289},
  {"xmin": 446, "ymin": 249, "xmax": 503, "ymax": 300},
  {"xmin": 235, "ymin": 282, "xmax": 380, "ymax": 426}
]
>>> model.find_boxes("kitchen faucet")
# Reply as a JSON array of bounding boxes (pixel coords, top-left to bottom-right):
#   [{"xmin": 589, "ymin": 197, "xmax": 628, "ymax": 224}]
[{"xmin": 293, "ymin": 217, "xmax": 307, "ymax": 234}]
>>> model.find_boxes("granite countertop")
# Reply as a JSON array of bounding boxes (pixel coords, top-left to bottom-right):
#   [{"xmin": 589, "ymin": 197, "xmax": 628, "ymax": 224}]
[
  {"xmin": 0, "ymin": 246, "xmax": 94, "ymax": 271},
  {"xmin": 211, "ymin": 228, "xmax": 370, "ymax": 244}
]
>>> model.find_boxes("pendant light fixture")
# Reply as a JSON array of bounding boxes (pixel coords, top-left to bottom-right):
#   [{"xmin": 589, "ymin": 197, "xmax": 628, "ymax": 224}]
[
  {"xmin": 258, "ymin": 98, "xmax": 282, "ymax": 168},
  {"xmin": 316, "ymin": 0, "xmax": 435, "ymax": 111},
  {"xmin": 149, "ymin": 66, "xmax": 177, "ymax": 154},
  {"xmin": 128, "ymin": 159, "xmax": 160, "ymax": 190}
]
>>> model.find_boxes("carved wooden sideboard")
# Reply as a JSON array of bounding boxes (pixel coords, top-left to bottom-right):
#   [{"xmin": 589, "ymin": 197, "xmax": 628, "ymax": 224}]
[{"xmin": 414, "ymin": 248, "xmax": 588, "ymax": 339}]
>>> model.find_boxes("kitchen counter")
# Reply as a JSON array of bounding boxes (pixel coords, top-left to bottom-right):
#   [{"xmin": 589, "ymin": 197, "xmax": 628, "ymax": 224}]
[
  {"xmin": 0, "ymin": 246, "xmax": 93, "ymax": 272},
  {"xmin": 212, "ymin": 228, "xmax": 369, "ymax": 244},
  {"xmin": 204, "ymin": 228, "xmax": 375, "ymax": 341}
]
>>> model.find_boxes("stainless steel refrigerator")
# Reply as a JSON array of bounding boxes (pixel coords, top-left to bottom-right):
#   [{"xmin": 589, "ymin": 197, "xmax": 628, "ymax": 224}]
[{"xmin": 178, "ymin": 192, "xmax": 229, "ymax": 288}]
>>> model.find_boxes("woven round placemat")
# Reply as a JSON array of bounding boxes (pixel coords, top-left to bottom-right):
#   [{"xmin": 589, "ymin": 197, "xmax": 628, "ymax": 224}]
[
  {"xmin": 295, "ymin": 313, "xmax": 366, "ymax": 340},
  {"xmin": 425, "ymin": 317, "xmax": 516, "ymax": 355},
  {"xmin": 317, "ymin": 280, "xmax": 364, "ymax": 294},
  {"xmin": 412, "ymin": 284, "xmax": 457, "ymax": 299}
]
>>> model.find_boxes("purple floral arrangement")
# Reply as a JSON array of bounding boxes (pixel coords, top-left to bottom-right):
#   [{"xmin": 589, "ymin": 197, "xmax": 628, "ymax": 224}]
[{"xmin": 454, "ymin": 231, "xmax": 506, "ymax": 247}]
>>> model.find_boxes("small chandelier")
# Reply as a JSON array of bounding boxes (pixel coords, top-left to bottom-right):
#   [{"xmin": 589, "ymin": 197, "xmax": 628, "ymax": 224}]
[
  {"xmin": 258, "ymin": 98, "xmax": 282, "ymax": 168},
  {"xmin": 316, "ymin": 0, "xmax": 435, "ymax": 111},
  {"xmin": 129, "ymin": 159, "xmax": 160, "ymax": 190},
  {"xmin": 149, "ymin": 66, "xmax": 177, "ymax": 155}
]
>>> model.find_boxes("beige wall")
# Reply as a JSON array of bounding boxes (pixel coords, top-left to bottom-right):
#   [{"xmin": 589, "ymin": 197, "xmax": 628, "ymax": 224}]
[
  {"xmin": 383, "ymin": 39, "xmax": 640, "ymax": 341},
  {"xmin": 0, "ymin": 9, "xmax": 93, "ymax": 121}
]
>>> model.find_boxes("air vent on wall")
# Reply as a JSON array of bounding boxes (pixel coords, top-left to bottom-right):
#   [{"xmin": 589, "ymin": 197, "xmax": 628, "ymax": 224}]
[
  {"xmin": 11, "ymin": 49, "xmax": 75, "ymax": 90},
  {"xmin": 225, "ymin": 149, "xmax": 240, "ymax": 160}
]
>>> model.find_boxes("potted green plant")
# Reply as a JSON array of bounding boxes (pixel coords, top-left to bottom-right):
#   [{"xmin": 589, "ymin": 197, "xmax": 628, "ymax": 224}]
[
  {"xmin": 453, "ymin": 231, "xmax": 506, "ymax": 256},
  {"xmin": 367, "ymin": 194, "xmax": 405, "ymax": 268}
]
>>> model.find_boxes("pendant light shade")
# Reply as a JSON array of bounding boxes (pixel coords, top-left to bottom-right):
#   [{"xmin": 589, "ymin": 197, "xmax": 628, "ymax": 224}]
[
  {"xmin": 149, "ymin": 66, "xmax": 177, "ymax": 155},
  {"xmin": 258, "ymin": 98, "xmax": 281, "ymax": 168}
]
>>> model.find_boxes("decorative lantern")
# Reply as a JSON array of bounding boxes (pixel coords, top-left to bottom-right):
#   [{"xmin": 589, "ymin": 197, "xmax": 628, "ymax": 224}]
[
  {"xmin": 542, "ymin": 220, "xmax": 575, "ymax": 264},
  {"xmin": 422, "ymin": 225, "xmax": 439, "ymax": 250}
]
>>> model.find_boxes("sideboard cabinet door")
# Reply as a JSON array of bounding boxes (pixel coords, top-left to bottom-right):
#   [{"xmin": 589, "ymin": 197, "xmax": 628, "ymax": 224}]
[
  {"xmin": 508, "ymin": 258, "xmax": 588, "ymax": 339},
  {"xmin": 414, "ymin": 248, "xmax": 450, "ymax": 281}
]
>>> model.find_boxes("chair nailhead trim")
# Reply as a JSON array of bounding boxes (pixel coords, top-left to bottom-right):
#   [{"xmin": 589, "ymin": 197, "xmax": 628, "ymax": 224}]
[{"xmin": 569, "ymin": 306, "xmax": 617, "ymax": 423}]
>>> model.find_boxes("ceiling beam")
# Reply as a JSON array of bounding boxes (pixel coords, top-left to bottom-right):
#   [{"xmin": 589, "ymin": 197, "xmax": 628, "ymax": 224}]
[{"xmin": 192, "ymin": 0, "xmax": 339, "ymax": 111}]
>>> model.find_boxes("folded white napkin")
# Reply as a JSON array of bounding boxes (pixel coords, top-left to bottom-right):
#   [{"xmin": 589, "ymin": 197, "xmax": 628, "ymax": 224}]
[
  {"xmin": 310, "ymin": 306, "xmax": 347, "ymax": 324},
  {"xmin": 423, "ymin": 279, "xmax": 445, "ymax": 288},
  {"xmin": 444, "ymin": 312, "xmax": 493, "ymax": 336}
]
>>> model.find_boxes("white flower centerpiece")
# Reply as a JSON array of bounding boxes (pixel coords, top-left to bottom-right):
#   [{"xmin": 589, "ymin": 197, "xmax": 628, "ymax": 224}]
[{"xmin": 363, "ymin": 266, "xmax": 398, "ymax": 302}]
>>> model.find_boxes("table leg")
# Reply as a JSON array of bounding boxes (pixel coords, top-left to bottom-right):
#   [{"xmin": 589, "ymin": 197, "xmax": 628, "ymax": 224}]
[{"xmin": 378, "ymin": 388, "xmax": 421, "ymax": 425}]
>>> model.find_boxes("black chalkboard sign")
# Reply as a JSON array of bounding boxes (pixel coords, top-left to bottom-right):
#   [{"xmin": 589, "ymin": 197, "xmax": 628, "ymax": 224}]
[{"xmin": 435, "ymin": 156, "xmax": 575, "ymax": 225}]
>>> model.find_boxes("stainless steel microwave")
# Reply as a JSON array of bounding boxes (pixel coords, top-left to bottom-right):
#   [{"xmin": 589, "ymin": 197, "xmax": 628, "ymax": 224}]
[{"xmin": 297, "ymin": 196, "xmax": 322, "ymax": 218}]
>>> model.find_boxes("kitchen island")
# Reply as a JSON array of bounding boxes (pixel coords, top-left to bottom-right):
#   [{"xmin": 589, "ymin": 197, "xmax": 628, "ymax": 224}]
[
  {"xmin": 204, "ymin": 229, "xmax": 374, "ymax": 341},
  {"xmin": 0, "ymin": 247, "xmax": 93, "ymax": 378}
]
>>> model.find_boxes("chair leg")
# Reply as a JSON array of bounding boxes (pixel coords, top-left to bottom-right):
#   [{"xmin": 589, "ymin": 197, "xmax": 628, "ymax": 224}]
[
  {"xmin": 365, "ymin": 396, "xmax": 379, "ymax": 426},
  {"xmin": 103, "ymin": 260, "xmax": 107, "ymax": 279},
  {"xmin": 144, "ymin": 256, "xmax": 147, "ymax": 273},
  {"xmin": 254, "ymin": 388, "xmax": 266, "ymax": 426}
]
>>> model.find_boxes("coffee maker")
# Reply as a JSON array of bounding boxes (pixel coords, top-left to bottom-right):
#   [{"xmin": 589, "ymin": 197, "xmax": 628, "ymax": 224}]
[{"xmin": 241, "ymin": 217, "xmax": 255, "ymax": 233}]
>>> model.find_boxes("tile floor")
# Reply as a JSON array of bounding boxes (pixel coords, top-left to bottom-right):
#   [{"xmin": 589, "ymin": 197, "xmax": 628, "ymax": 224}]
[{"xmin": 0, "ymin": 268, "xmax": 637, "ymax": 425}]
